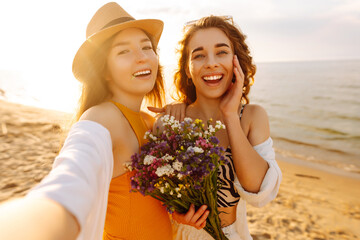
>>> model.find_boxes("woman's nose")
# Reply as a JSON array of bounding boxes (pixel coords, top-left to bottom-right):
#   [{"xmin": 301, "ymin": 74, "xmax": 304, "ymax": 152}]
[
  {"xmin": 204, "ymin": 55, "xmax": 218, "ymax": 68},
  {"xmin": 135, "ymin": 49, "xmax": 149, "ymax": 63}
]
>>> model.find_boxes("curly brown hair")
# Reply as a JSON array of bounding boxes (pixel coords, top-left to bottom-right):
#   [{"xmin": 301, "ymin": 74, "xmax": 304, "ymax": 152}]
[{"xmin": 173, "ymin": 16, "xmax": 256, "ymax": 105}]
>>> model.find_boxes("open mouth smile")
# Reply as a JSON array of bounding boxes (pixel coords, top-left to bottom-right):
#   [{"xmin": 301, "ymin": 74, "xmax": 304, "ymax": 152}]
[
  {"xmin": 133, "ymin": 69, "xmax": 151, "ymax": 77},
  {"xmin": 202, "ymin": 74, "xmax": 223, "ymax": 84}
]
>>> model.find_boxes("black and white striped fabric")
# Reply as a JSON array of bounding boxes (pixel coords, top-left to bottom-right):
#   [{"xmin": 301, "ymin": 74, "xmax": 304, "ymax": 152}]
[{"xmin": 216, "ymin": 104, "xmax": 246, "ymax": 208}]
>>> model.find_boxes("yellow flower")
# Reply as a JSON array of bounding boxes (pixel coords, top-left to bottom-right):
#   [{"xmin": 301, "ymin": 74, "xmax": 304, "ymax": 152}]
[{"xmin": 194, "ymin": 119, "xmax": 203, "ymax": 124}]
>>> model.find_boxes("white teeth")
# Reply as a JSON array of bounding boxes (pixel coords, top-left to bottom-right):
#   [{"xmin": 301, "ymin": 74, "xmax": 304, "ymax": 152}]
[
  {"xmin": 203, "ymin": 75, "xmax": 222, "ymax": 81},
  {"xmin": 133, "ymin": 70, "xmax": 151, "ymax": 77}
]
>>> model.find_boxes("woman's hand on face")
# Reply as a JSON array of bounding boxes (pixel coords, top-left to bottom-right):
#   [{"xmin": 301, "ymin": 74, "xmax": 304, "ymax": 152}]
[
  {"xmin": 172, "ymin": 204, "xmax": 209, "ymax": 230},
  {"xmin": 220, "ymin": 55, "xmax": 245, "ymax": 117},
  {"xmin": 147, "ymin": 102, "xmax": 186, "ymax": 122}
]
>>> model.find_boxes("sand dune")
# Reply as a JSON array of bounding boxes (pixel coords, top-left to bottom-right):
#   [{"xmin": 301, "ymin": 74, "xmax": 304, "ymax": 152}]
[{"xmin": 1, "ymin": 100, "xmax": 359, "ymax": 239}]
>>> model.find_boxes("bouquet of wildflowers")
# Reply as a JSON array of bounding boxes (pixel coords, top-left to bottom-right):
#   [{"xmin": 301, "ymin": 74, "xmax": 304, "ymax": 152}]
[{"xmin": 128, "ymin": 115, "xmax": 229, "ymax": 240}]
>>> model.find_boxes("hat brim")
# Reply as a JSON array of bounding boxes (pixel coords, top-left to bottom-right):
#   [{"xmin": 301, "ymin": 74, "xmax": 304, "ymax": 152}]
[{"xmin": 72, "ymin": 19, "xmax": 163, "ymax": 81}]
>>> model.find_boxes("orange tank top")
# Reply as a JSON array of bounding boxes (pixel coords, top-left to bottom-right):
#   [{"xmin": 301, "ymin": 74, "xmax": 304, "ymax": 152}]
[{"xmin": 103, "ymin": 101, "xmax": 172, "ymax": 240}]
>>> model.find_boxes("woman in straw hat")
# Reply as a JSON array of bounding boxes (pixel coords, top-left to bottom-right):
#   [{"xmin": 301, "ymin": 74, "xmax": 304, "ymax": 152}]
[{"xmin": 0, "ymin": 2, "xmax": 207, "ymax": 240}]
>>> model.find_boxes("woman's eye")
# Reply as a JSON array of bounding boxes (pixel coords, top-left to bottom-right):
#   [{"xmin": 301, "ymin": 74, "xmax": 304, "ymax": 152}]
[
  {"xmin": 193, "ymin": 54, "xmax": 204, "ymax": 59},
  {"xmin": 118, "ymin": 49, "xmax": 129, "ymax": 55},
  {"xmin": 143, "ymin": 45, "xmax": 153, "ymax": 50},
  {"xmin": 217, "ymin": 50, "xmax": 228, "ymax": 55}
]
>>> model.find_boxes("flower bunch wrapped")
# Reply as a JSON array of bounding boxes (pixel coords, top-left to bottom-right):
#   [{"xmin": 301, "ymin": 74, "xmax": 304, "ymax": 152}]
[{"xmin": 128, "ymin": 115, "xmax": 229, "ymax": 240}]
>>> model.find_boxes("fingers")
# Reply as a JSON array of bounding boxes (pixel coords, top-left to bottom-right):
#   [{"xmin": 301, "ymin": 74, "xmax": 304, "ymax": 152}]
[
  {"xmin": 199, "ymin": 219, "xmax": 207, "ymax": 229},
  {"xmin": 172, "ymin": 204, "xmax": 195, "ymax": 224},
  {"xmin": 163, "ymin": 103, "xmax": 186, "ymax": 122},
  {"xmin": 189, "ymin": 205, "xmax": 208, "ymax": 225},
  {"xmin": 194, "ymin": 210, "xmax": 209, "ymax": 229},
  {"xmin": 172, "ymin": 204, "xmax": 209, "ymax": 230},
  {"xmin": 233, "ymin": 67, "xmax": 241, "ymax": 84},
  {"xmin": 183, "ymin": 204, "xmax": 196, "ymax": 223},
  {"xmin": 165, "ymin": 105, "xmax": 180, "ymax": 121},
  {"xmin": 233, "ymin": 55, "xmax": 244, "ymax": 85},
  {"xmin": 165, "ymin": 105, "xmax": 171, "ymax": 116},
  {"xmin": 147, "ymin": 106, "xmax": 165, "ymax": 113}
]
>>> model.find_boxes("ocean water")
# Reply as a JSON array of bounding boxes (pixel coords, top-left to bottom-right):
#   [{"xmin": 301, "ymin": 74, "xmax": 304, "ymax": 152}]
[
  {"xmin": 250, "ymin": 60, "xmax": 360, "ymax": 174},
  {"xmin": 2, "ymin": 60, "xmax": 360, "ymax": 174}
]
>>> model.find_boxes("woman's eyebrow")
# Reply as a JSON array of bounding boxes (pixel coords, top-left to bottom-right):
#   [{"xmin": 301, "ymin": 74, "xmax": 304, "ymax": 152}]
[
  {"xmin": 215, "ymin": 43, "xmax": 230, "ymax": 48},
  {"xmin": 191, "ymin": 46, "xmax": 204, "ymax": 54},
  {"xmin": 191, "ymin": 43, "xmax": 230, "ymax": 54}
]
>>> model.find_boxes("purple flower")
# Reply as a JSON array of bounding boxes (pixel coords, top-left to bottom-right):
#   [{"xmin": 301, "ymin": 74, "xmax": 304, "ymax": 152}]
[{"xmin": 209, "ymin": 136, "xmax": 219, "ymax": 144}]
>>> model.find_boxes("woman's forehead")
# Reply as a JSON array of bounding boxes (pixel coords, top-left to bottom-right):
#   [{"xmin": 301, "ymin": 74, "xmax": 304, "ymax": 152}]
[
  {"xmin": 112, "ymin": 28, "xmax": 149, "ymax": 43},
  {"xmin": 188, "ymin": 28, "xmax": 231, "ymax": 49}
]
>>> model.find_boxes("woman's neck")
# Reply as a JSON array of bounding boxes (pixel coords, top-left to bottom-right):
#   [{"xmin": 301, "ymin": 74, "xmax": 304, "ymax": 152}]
[
  {"xmin": 110, "ymin": 93, "xmax": 144, "ymax": 112},
  {"xmin": 189, "ymin": 96, "xmax": 223, "ymax": 121}
]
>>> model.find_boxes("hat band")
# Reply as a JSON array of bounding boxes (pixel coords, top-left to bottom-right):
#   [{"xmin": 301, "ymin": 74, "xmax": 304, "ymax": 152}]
[{"xmin": 101, "ymin": 17, "xmax": 135, "ymax": 30}]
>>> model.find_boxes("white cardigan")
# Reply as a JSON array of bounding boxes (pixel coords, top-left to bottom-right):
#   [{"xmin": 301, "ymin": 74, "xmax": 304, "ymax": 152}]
[
  {"xmin": 173, "ymin": 137, "xmax": 282, "ymax": 240},
  {"xmin": 27, "ymin": 120, "xmax": 114, "ymax": 240},
  {"xmin": 26, "ymin": 121, "xmax": 281, "ymax": 240}
]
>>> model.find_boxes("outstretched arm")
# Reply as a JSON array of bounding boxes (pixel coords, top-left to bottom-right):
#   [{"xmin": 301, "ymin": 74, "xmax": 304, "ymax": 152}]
[{"xmin": 0, "ymin": 197, "xmax": 79, "ymax": 240}]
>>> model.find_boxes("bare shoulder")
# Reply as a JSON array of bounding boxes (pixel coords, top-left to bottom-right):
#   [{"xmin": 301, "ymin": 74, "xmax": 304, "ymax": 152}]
[
  {"xmin": 79, "ymin": 102, "xmax": 129, "ymax": 140},
  {"xmin": 243, "ymin": 104, "xmax": 269, "ymax": 121},
  {"xmin": 242, "ymin": 104, "xmax": 270, "ymax": 145}
]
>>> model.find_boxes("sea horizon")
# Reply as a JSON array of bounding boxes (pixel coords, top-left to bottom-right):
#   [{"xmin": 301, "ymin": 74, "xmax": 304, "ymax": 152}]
[{"xmin": 1, "ymin": 59, "xmax": 359, "ymax": 177}]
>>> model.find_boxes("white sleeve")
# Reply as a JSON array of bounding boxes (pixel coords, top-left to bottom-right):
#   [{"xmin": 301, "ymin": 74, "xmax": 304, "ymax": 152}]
[
  {"xmin": 234, "ymin": 137, "xmax": 282, "ymax": 207},
  {"xmin": 26, "ymin": 120, "xmax": 113, "ymax": 232}
]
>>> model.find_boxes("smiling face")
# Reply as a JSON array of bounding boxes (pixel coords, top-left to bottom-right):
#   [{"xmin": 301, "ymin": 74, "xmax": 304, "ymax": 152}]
[
  {"xmin": 105, "ymin": 28, "xmax": 158, "ymax": 98},
  {"xmin": 186, "ymin": 27, "xmax": 234, "ymax": 100}
]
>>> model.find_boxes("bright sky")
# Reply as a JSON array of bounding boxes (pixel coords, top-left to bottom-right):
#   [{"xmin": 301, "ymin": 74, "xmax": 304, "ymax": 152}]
[{"xmin": 0, "ymin": 0, "xmax": 359, "ymax": 112}]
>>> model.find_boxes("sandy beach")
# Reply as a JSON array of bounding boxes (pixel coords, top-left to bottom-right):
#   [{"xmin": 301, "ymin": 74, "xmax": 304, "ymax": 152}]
[{"xmin": 1, "ymin": 99, "xmax": 359, "ymax": 239}]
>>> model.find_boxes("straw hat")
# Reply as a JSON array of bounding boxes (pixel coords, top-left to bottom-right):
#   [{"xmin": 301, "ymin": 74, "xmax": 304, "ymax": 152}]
[{"xmin": 72, "ymin": 2, "xmax": 164, "ymax": 82}]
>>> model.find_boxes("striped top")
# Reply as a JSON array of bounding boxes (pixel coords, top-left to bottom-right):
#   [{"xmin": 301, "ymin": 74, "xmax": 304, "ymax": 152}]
[{"xmin": 217, "ymin": 104, "xmax": 246, "ymax": 208}]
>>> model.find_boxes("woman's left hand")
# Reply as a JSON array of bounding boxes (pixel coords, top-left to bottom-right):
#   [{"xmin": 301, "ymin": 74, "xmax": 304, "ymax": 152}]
[{"xmin": 220, "ymin": 55, "xmax": 244, "ymax": 117}]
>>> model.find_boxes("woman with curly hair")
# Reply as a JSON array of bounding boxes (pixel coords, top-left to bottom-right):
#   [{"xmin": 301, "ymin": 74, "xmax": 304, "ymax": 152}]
[{"xmin": 170, "ymin": 16, "xmax": 282, "ymax": 240}]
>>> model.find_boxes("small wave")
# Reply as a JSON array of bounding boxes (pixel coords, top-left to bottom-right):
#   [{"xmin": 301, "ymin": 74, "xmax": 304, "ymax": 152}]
[
  {"xmin": 294, "ymin": 123, "xmax": 349, "ymax": 136},
  {"xmin": 273, "ymin": 136, "xmax": 349, "ymax": 155},
  {"xmin": 326, "ymin": 136, "xmax": 360, "ymax": 141},
  {"xmin": 312, "ymin": 96, "xmax": 331, "ymax": 100},
  {"xmin": 335, "ymin": 115, "xmax": 360, "ymax": 122},
  {"xmin": 312, "ymin": 127, "xmax": 348, "ymax": 136},
  {"xmin": 293, "ymin": 124, "xmax": 349, "ymax": 136},
  {"xmin": 273, "ymin": 137, "xmax": 319, "ymax": 147}
]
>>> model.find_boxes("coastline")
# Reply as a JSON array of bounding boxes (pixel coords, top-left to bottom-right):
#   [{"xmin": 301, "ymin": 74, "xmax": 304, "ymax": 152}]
[{"xmin": 1, "ymin": 99, "xmax": 359, "ymax": 239}]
